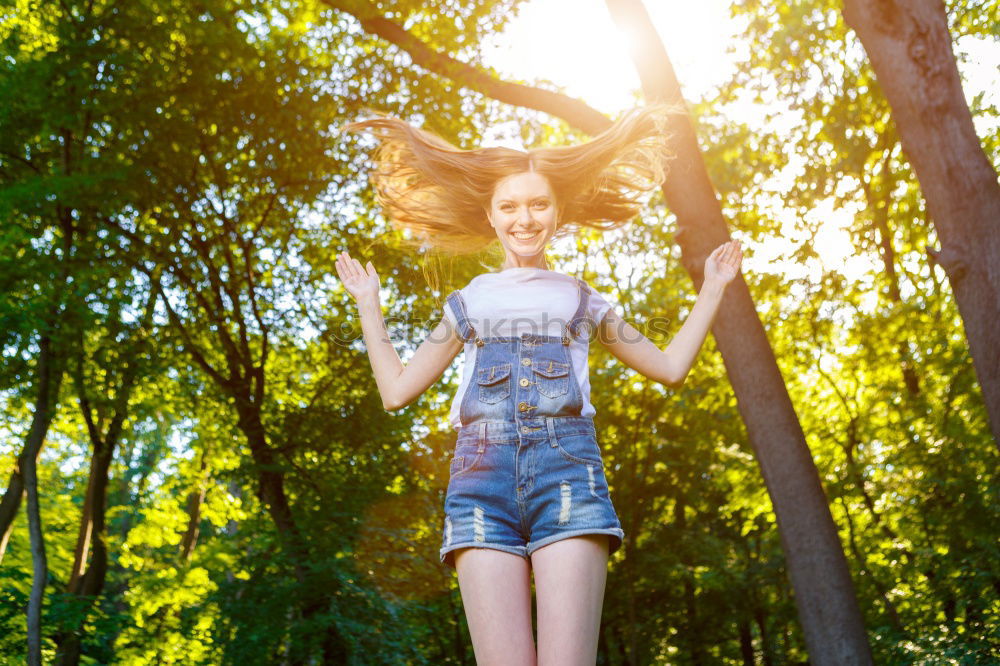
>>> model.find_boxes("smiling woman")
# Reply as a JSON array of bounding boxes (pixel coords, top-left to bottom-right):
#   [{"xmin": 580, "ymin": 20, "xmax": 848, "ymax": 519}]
[
  {"xmin": 334, "ymin": 105, "xmax": 743, "ymax": 665},
  {"xmin": 487, "ymin": 171, "xmax": 559, "ymax": 270}
]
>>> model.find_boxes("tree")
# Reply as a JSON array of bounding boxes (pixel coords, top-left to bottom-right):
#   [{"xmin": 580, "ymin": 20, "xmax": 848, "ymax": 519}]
[
  {"xmin": 718, "ymin": 0, "xmax": 999, "ymax": 655},
  {"xmin": 841, "ymin": 0, "xmax": 1000, "ymax": 449},
  {"xmin": 603, "ymin": 2, "xmax": 873, "ymax": 660},
  {"xmin": 53, "ymin": 280, "xmax": 160, "ymax": 665}
]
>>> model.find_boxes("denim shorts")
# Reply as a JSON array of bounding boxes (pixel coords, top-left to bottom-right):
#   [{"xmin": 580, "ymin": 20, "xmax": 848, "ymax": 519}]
[{"xmin": 440, "ymin": 416, "xmax": 625, "ymax": 568}]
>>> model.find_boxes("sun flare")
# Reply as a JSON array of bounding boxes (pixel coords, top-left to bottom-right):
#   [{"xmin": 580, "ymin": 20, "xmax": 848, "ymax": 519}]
[{"xmin": 482, "ymin": 0, "xmax": 741, "ymax": 117}]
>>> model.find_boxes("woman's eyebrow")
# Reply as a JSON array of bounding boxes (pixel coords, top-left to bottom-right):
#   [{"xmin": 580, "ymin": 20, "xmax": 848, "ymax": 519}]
[{"xmin": 497, "ymin": 195, "xmax": 551, "ymax": 203}]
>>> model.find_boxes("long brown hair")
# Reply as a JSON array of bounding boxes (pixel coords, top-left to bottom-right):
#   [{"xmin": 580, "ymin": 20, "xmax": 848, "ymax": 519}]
[{"xmin": 344, "ymin": 104, "xmax": 678, "ymax": 275}]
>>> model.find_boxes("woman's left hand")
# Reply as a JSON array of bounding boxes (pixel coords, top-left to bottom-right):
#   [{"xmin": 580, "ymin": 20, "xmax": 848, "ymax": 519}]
[{"xmin": 704, "ymin": 240, "xmax": 743, "ymax": 287}]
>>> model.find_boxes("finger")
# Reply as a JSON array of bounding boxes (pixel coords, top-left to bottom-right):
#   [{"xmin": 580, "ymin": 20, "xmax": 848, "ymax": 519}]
[
  {"xmin": 338, "ymin": 254, "xmax": 354, "ymax": 281},
  {"xmin": 726, "ymin": 249, "xmax": 739, "ymax": 268},
  {"xmin": 727, "ymin": 241, "xmax": 740, "ymax": 263},
  {"xmin": 366, "ymin": 260, "xmax": 377, "ymax": 276},
  {"xmin": 731, "ymin": 245, "xmax": 743, "ymax": 266},
  {"xmin": 724, "ymin": 242, "xmax": 737, "ymax": 264},
  {"xmin": 716, "ymin": 242, "xmax": 732, "ymax": 264},
  {"xmin": 349, "ymin": 255, "xmax": 363, "ymax": 277},
  {"xmin": 345, "ymin": 255, "xmax": 361, "ymax": 282},
  {"xmin": 730, "ymin": 242, "xmax": 743, "ymax": 262}
]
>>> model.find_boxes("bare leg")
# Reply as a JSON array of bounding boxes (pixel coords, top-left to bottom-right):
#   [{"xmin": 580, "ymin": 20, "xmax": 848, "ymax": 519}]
[
  {"xmin": 532, "ymin": 535, "xmax": 609, "ymax": 666},
  {"xmin": 454, "ymin": 547, "xmax": 536, "ymax": 665}
]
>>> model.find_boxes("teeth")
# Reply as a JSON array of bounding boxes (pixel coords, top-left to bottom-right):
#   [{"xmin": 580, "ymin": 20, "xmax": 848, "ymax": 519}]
[{"xmin": 511, "ymin": 231, "xmax": 539, "ymax": 240}]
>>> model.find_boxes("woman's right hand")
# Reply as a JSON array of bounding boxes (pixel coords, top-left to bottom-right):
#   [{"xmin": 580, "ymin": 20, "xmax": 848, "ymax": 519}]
[{"xmin": 334, "ymin": 251, "xmax": 380, "ymax": 304}]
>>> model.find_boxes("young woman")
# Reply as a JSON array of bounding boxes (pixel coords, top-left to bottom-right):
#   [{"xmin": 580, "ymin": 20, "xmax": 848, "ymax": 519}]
[{"xmin": 335, "ymin": 106, "xmax": 743, "ymax": 665}]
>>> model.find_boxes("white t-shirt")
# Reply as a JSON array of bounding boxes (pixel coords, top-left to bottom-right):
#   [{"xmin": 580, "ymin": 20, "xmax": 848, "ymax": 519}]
[{"xmin": 442, "ymin": 267, "xmax": 616, "ymax": 431}]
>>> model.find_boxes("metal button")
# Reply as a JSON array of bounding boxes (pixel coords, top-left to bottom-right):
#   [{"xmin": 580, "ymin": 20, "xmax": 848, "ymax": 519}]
[
  {"xmin": 521, "ymin": 358, "xmax": 531, "ymax": 366},
  {"xmin": 519, "ymin": 378, "xmax": 530, "ymax": 387},
  {"xmin": 518, "ymin": 401, "xmax": 529, "ymax": 412},
  {"xmin": 521, "ymin": 426, "xmax": 529, "ymax": 434}
]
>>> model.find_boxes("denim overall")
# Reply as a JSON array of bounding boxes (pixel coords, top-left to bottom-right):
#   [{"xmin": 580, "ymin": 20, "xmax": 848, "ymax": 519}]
[{"xmin": 439, "ymin": 277, "xmax": 625, "ymax": 568}]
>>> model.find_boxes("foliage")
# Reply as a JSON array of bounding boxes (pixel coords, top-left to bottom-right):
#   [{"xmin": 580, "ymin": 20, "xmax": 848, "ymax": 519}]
[{"xmin": 0, "ymin": 0, "xmax": 997, "ymax": 663}]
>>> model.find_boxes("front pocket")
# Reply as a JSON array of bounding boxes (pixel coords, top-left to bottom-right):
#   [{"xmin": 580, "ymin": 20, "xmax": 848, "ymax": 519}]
[
  {"xmin": 552, "ymin": 432, "xmax": 603, "ymax": 466},
  {"xmin": 532, "ymin": 360, "xmax": 570, "ymax": 398},
  {"xmin": 476, "ymin": 363, "xmax": 511, "ymax": 404},
  {"xmin": 449, "ymin": 445, "xmax": 486, "ymax": 477}
]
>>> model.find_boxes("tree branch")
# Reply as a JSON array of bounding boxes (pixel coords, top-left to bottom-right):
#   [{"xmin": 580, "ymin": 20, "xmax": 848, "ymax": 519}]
[{"xmin": 322, "ymin": 0, "xmax": 613, "ymax": 134}]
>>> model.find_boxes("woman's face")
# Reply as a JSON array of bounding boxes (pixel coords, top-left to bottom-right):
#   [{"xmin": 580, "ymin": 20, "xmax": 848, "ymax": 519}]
[{"xmin": 488, "ymin": 171, "xmax": 558, "ymax": 267}]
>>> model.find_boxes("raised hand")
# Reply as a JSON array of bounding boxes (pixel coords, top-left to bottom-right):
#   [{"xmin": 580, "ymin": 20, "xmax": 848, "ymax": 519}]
[
  {"xmin": 334, "ymin": 251, "xmax": 380, "ymax": 304},
  {"xmin": 704, "ymin": 240, "xmax": 743, "ymax": 287}
]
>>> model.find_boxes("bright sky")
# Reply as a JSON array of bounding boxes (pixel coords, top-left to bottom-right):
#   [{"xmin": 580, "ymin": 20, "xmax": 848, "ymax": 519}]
[
  {"xmin": 479, "ymin": 0, "xmax": 999, "ymax": 289},
  {"xmin": 480, "ymin": 0, "xmax": 739, "ymax": 116}
]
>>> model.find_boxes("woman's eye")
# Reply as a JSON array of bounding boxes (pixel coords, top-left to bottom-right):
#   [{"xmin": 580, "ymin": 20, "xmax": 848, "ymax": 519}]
[{"xmin": 533, "ymin": 201, "xmax": 549, "ymax": 209}]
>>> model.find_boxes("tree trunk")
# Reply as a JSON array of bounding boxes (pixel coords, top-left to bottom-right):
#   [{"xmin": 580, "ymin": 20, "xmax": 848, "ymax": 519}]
[
  {"xmin": 843, "ymin": 0, "xmax": 1000, "ymax": 449},
  {"xmin": 25, "ymin": 437, "xmax": 47, "ymax": 666},
  {"xmin": 602, "ymin": 1, "xmax": 874, "ymax": 663},
  {"xmin": 234, "ymin": 396, "xmax": 308, "ymax": 574},
  {"xmin": 23, "ymin": 335, "xmax": 62, "ymax": 665},
  {"xmin": 179, "ymin": 481, "xmax": 207, "ymax": 565},
  {"xmin": 738, "ymin": 618, "xmax": 755, "ymax": 666},
  {"xmin": 54, "ymin": 433, "xmax": 115, "ymax": 666},
  {"xmin": 65, "ymin": 422, "xmax": 121, "ymax": 596},
  {"xmin": 0, "ymin": 472, "xmax": 25, "ymax": 565},
  {"xmin": 0, "ymin": 360, "xmax": 65, "ymax": 566},
  {"xmin": 55, "ymin": 377, "xmax": 139, "ymax": 663}
]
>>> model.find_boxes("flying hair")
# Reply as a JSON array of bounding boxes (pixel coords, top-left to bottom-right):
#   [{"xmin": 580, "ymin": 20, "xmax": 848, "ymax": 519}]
[{"xmin": 342, "ymin": 104, "xmax": 679, "ymax": 278}]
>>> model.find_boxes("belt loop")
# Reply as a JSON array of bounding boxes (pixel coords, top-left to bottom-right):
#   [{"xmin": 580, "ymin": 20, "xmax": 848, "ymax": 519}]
[
  {"xmin": 478, "ymin": 421, "xmax": 487, "ymax": 453},
  {"xmin": 546, "ymin": 417, "xmax": 557, "ymax": 448}
]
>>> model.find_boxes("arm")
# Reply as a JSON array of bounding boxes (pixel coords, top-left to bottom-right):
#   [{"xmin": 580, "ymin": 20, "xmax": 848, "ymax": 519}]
[
  {"xmin": 597, "ymin": 241, "xmax": 743, "ymax": 388},
  {"xmin": 335, "ymin": 251, "xmax": 464, "ymax": 411}
]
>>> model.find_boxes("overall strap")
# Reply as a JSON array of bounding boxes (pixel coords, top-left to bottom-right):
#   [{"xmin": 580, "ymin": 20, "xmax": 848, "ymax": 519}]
[
  {"xmin": 446, "ymin": 290, "xmax": 483, "ymax": 346},
  {"xmin": 565, "ymin": 278, "xmax": 594, "ymax": 343}
]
